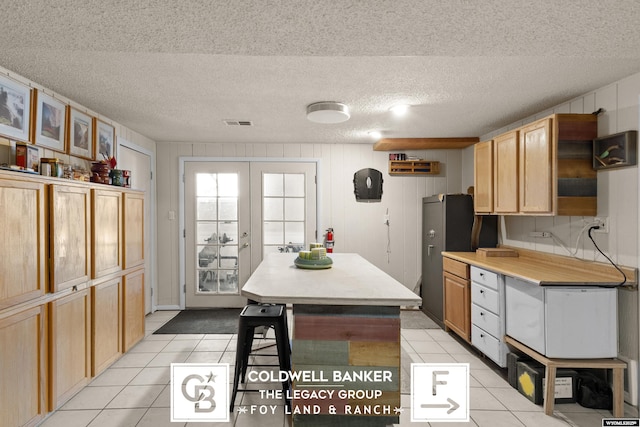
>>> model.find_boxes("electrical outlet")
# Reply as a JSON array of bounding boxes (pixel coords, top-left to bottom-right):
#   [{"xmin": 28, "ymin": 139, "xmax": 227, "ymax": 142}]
[
  {"xmin": 592, "ymin": 217, "xmax": 608, "ymax": 233},
  {"xmin": 529, "ymin": 231, "xmax": 551, "ymax": 238}
]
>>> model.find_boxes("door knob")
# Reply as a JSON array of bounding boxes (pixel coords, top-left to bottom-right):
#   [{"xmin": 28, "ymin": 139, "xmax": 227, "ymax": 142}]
[{"xmin": 242, "ymin": 243, "xmax": 249, "ymax": 248}]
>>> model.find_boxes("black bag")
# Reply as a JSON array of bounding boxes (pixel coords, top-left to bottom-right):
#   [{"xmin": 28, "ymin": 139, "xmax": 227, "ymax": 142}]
[{"xmin": 576, "ymin": 370, "xmax": 613, "ymax": 409}]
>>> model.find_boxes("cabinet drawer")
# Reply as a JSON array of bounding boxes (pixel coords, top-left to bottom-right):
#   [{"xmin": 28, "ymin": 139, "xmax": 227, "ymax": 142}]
[
  {"xmin": 443, "ymin": 257, "xmax": 469, "ymax": 279},
  {"xmin": 471, "ymin": 266, "xmax": 498, "ymax": 290},
  {"xmin": 471, "ymin": 324, "xmax": 501, "ymax": 364},
  {"xmin": 471, "ymin": 282, "xmax": 499, "ymax": 314},
  {"xmin": 471, "ymin": 303, "xmax": 501, "ymax": 337}
]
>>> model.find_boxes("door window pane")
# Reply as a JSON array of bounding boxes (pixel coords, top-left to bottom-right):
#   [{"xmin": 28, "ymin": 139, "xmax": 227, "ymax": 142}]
[
  {"xmin": 264, "ymin": 174, "xmax": 283, "ymax": 196},
  {"xmin": 218, "ymin": 197, "xmax": 237, "ymax": 221},
  {"xmin": 264, "ymin": 198, "xmax": 284, "ymax": 220},
  {"xmin": 285, "ymin": 174, "xmax": 305, "ymax": 196},
  {"xmin": 285, "ymin": 222, "xmax": 304, "ymax": 246},
  {"xmin": 284, "ymin": 198, "xmax": 304, "ymax": 221},
  {"xmin": 263, "ymin": 221, "xmax": 284, "ymax": 245},
  {"xmin": 197, "ymin": 198, "xmax": 217, "ymax": 221}
]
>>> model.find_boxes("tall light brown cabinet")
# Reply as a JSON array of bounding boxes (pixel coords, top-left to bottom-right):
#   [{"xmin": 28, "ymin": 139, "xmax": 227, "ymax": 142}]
[{"xmin": 0, "ymin": 170, "xmax": 146, "ymax": 427}]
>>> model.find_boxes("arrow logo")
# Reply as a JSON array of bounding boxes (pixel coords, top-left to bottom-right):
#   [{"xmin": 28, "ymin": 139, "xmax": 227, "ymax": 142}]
[{"xmin": 421, "ymin": 398, "xmax": 460, "ymax": 414}]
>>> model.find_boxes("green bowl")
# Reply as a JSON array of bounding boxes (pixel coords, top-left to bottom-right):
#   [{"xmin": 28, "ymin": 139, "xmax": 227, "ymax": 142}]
[{"xmin": 294, "ymin": 256, "xmax": 333, "ymax": 269}]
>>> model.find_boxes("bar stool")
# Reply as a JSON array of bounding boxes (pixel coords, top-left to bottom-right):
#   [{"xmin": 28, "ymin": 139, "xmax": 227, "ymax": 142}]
[{"xmin": 229, "ymin": 303, "xmax": 291, "ymax": 411}]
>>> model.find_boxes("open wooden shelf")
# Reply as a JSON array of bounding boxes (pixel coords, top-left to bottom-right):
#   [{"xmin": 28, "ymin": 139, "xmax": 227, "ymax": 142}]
[{"xmin": 389, "ymin": 160, "xmax": 440, "ymax": 175}]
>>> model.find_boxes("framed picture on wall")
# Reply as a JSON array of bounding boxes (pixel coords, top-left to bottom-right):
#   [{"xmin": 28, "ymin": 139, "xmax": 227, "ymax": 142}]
[
  {"xmin": 68, "ymin": 107, "xmax": 94, "ymax": 159},
  {"xmin": 0, "ymin": 75, "xmax": 32, "ymax": 142},
  {"xmin": 32, "ymin": 89, "xmax": 66, "ymax": 152},
  {"xmin": 94, "ymin": 118, "xmax": 115, "ymax": 160}
]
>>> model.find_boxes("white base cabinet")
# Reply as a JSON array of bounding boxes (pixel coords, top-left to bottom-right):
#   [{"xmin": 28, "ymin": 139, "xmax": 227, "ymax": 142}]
[
  {"xmin": 471, "ymin": 266, "xmax": 508, "ymax": 367},
  {"xmin": 505, "ymin": 276, "xmax": 617, "ymax": 358}
]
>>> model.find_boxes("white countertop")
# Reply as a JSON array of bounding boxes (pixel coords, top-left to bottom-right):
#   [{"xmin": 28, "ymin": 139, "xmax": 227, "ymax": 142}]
[{"xmin": 241, "ymin": 253, "xmax": 421, "ymax": 306}]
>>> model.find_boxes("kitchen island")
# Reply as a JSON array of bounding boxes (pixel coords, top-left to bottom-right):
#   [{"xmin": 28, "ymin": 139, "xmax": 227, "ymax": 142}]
[{"xmin": 241, "ymin": 252, "xmax": 421, "ymax": 426}]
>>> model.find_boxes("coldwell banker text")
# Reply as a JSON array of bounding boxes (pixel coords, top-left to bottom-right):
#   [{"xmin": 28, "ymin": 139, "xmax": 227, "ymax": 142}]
[{"xmin": 246, "ymin": 369, "xmax": 394, "ymax": 383}]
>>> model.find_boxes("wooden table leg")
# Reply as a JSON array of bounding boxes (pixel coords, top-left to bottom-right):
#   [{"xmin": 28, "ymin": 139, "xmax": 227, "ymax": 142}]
[
  {"xmin": 613, "ymin": 367, "xmax": 624, "ymax": 417},
  {"xmin": 544, "ymin": 364, "xmax": 557, "ymax": 416}
]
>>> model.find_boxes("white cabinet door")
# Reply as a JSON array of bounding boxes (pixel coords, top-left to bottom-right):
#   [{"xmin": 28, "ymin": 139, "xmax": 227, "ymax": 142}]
[
  {"xmin": 505, "ymin": 277, "xmax": 545, "ymax": 354},
  {"xmin": 545, "ymin": 288, "xmax": 617, "ymax": 358}
]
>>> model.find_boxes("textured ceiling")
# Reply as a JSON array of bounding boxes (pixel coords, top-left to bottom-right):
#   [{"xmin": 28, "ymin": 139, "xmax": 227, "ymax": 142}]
[{"xmin": 2, "ymin": 0, "xmax": 640, "ymax": 144}]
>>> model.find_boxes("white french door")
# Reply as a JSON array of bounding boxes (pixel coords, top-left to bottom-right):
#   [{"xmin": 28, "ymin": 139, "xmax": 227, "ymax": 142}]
[
  {"xmin": 249, "ymin": 162, "xmax": 317, "ymax": 274},
  {"xmin": 185, "ymin": 162, "xmax": 250, "ymax": 308},
  {"xmin": 183, "ymin": 160, "xmax": 316, "ymax": 308}
]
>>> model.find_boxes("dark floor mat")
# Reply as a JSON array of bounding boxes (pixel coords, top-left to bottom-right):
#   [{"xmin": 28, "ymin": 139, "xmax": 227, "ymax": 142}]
[{"xmin": 153, "ymin": 308, "xmax": 242, "ymax": 334}]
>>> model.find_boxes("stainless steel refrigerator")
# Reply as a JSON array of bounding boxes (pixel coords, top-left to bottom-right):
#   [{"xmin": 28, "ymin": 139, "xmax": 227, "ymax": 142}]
[{"xmin": 421, "ymin": 194, "xmax": 498, "ymax": 325}]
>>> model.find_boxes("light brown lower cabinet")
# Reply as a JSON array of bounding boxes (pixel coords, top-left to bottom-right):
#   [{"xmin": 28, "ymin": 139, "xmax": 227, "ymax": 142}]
[
  {"xmin": 0, "ymin": 305, "xmax": 46, "ymax": 427},
  {"xmin": 443, "ymin": 257, "xmax": 471, "ymax": 342},
  {"xmin": 92, "ymin": 278, "xmax": 122, "ymax": 376},
  {"xmin": 48, "ymin": 290, "xmax": 91, "ymax": 410},
  {"xmin": 123, "ymin": 268, "xmax": 145, "ymax": 352}
]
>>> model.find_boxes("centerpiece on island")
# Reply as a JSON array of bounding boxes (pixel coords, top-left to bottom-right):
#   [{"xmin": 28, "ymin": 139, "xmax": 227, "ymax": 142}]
[{"xmin": 294, "ymin": 243, "xmax": 332, "ymax": 269}]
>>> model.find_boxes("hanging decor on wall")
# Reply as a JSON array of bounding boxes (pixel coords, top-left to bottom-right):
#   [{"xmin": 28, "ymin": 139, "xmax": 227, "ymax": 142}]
[
  {"xmin": 0, "ymin": 75, "xmax": 31, "ymax": 142},
  {"xmin": 353, "ymin": 168, "xmax": 383, "ymax": 202}
]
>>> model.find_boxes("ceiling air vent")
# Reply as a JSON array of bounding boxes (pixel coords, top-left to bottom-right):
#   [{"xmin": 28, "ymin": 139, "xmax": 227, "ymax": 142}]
[{"xmin": 223, "ymin": 120, "xmax": 253, "ymax": 126}]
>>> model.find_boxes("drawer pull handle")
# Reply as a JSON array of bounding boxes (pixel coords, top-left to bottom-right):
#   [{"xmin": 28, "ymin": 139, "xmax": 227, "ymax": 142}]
[
  {"xmin": 479, "ymin": 289, "xmax": 484, "ymax": 294},
  {"xmin": 480, "ymin": 333, "xmax": 485, "ymax": 338},
  {"xmin": 480, "ymin": 273, "xmax": 485, "ymax": 277},
  {"xmin": 480, "ymin": 312, "xmax": 484, "ymax": 316}
]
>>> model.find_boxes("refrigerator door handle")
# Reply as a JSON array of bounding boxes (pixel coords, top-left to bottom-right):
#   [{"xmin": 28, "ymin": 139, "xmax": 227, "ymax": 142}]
[{"xmin": 427, "ymin": 244, "xmax": 434, "ymax": 256}]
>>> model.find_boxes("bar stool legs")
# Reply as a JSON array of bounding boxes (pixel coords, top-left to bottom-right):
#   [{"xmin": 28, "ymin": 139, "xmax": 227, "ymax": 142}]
[{"xmin": 230, "ymin": 304, "xmax": 291, "ymax": 412}]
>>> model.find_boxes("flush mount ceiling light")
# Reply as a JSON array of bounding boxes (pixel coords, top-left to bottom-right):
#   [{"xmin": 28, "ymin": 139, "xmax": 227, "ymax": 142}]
[
  {"xmin": 389, "ymin": 104, "xmax": 410, "ymax": 116},
  {"xmin": 306, "ymin": 102, "xmax": 350, "ymax": 124}
]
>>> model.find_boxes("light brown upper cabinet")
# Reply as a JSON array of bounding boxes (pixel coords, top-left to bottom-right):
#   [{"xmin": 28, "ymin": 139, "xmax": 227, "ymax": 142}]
[
  {"xmin": 473, "ymin": 114, "xmax": 597, "ymax": 216},
  {"xmin": 50, "ymin": 184, "xmax": 91, "ymax": 292},
  {"xmin": 0, "ymin": 177, "xmax": 46, "ymax": 309},
  {"xmin": 473, "ymin": 140, "xmax": 493, "ymax": 213},
  {"xmin": 519, "ymin": 119, "xmax": 552, "ymax": 213},
  {"xmin": 494, "ymin": 131, "xmax": 519, "ymax": 213}
]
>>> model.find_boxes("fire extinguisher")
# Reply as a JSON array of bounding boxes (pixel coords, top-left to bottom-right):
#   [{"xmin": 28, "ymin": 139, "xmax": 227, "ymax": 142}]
[{"xmin": 324, "ymin": 228, "xmax": 334, "ymax": 253}]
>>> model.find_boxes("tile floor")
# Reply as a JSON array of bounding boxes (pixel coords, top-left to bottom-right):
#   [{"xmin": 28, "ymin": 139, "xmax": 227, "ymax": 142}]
[{"xmin": 38, "ymin": 310, "xmax": 632, "ymax": 427}]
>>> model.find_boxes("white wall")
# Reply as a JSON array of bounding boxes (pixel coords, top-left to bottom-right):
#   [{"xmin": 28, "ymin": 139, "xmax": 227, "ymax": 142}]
[
  {"xmin": 155, "ymin": 143, "xmax": 465, "ymax": 307},
  {"xmin": 462, "ymin": 71, "xmax": 640, "ymax": 403}
]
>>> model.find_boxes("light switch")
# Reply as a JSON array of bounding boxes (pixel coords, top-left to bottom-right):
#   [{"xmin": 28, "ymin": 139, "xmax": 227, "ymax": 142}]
[{"xmin": 168, "ymin": 210, "xmax": 176, "ymax": 220}]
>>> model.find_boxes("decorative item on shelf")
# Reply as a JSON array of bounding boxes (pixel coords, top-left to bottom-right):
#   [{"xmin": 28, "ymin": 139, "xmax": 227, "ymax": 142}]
[
  {"xmin": 592, "ymin": 130, "xmax": 637, "ymax": 170},
  {"xmin": 389, "ymin": 153, "xmax": 406, "ymax": 160},
  {"xmin": 72, "ymin": 165, "xmax": 91, "ymax": 181},
  {"xmin": 15, "ymin": 142, "xmax": 39, "ymax": 172},
  {"xmin": 40, "ymin": 157, "xmax": 63, "ymax": 177},
  {"xmin": 90, "ymin": 161, "xmax": 111, "ymax": 184},
  {"xmin": 121, "ymin": 169, "xmax": 131, "ymax": 187},
  {"xmin": 109, "ymin": 169, "xmax": 124, "ymax": 186},
  {"xmin": 62, "ymin": 163, "xmax": 73, "ymax": 179}
]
